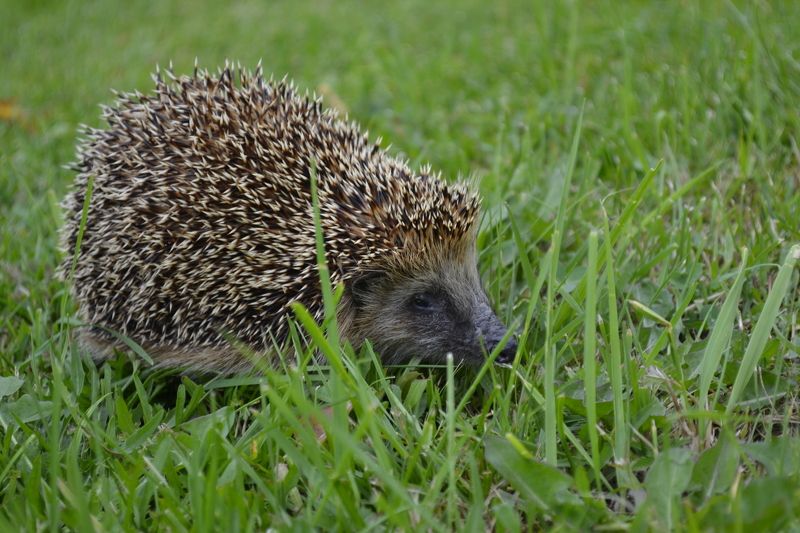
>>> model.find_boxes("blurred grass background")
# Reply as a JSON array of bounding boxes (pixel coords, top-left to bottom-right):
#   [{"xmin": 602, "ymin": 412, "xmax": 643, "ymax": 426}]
[{"xmin": 2, "ymin": 0, "xmax": 800, "ymax": 530}]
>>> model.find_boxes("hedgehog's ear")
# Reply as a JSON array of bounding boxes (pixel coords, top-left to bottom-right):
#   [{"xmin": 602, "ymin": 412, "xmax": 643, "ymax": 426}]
[{"xmin": 349, "ymin": 271, "xmax": 386, "ymax": 307}]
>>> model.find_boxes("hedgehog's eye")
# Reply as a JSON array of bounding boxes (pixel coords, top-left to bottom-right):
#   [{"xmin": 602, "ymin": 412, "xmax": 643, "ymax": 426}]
[{"xmin": 411, "ymin": 293, "xmax": 436, "ymax": 313}]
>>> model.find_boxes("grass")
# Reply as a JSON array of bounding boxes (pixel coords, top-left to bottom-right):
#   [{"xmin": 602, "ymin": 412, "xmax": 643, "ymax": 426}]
[{"xmin": 2, "ymin": 0, "xmax": 800, "ymax": 529}]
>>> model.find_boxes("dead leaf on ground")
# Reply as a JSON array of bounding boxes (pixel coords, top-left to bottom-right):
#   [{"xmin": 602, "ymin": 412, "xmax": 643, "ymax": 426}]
[
  {"xmin": 309, "ymin": 401, "xmax": 353, "ymax": 443},
  {"xmin": 0, "ymin": 98, "xmax": 34, "ymax": 131},
  {"xmin": 0, "ymin": 99, "xmax": 23, "ymax": 121}
]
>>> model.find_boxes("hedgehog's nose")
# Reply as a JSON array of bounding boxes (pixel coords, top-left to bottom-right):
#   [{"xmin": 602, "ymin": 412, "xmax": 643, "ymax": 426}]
[
  {"xmin": 475, "ymin": 302, "xmax": 517, "ymax": 365},
  {"xmin": 494, "ymin": 336, "xmax": 518, "ymax": 365}
]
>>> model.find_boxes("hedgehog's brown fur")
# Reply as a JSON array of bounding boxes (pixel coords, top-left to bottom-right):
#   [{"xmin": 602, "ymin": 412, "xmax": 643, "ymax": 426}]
[{"xmin": 60, "ymin": 64, "xmax": 513, "ymax": 373}]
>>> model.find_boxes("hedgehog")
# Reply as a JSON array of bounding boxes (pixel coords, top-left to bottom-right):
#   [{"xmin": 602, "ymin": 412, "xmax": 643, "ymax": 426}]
[{"xmin": 59, "ymin": 64, "xmax": 517, "ymax": 373}]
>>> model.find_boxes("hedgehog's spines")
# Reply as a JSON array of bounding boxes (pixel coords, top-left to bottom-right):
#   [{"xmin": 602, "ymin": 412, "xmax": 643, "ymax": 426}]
[
  {"xmin": 254, "ymin": 60, "xmax": 263, "ymax": 84},
  {"xmin": 153, "ymin": 65, "xmax": 163, "ymax": 88}
]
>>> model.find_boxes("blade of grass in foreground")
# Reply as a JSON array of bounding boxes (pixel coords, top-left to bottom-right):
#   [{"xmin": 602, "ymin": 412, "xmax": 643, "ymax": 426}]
[
  {"xmin": 698, "ymin": 248, "xmax": 749, "ymax": 417},
  {"xmin": 583, "ymin": 230, "xmax": 601, "ymax": 484},
  {"xmin": 309, "ymin": 159, "xmax": 350, "ymax": 470},
  {"xmin": 544, "ymin": 105, "xmax": 584, "ymax": 466},
  {"xmin": 726, "ymin": 245, "xmax": 800, "ymax": 413},
  {"xmin": 508, "ymin": 212, "xmax": 547, "ymax": 342},
  {"xmin": 309, "ymin": 159, "xmax": 338, "ymax": 344},
  {"xmin": 446, "ymin": 352, "xmax": 456, "ymax": 527},
  {"xmin": 603, "ymin": 210, "xmax": 627, "ymax": 471}
]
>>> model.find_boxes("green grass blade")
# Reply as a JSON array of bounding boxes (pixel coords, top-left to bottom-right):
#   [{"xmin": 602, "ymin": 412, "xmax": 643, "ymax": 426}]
[
  {"xmin": 508, "ymin": 210, "xmax": 543, "ymax": 337},
  {"xmin": 726, "ymin": 245, "xmax": 799, "ymax": 413},
  {"xmin": 698, "ymin": 247, "xmax": 749, "ymax": 411},
  {"xmin": 309, "ymin": 159, "xmax": 339, "ymax": 344},
  {"xmin": 583, "ymin": 230, "xmax": 601, "ymax": 483},
  {"xmin": 446, "ymin": 352, "xmax": 456, "ymax": 526},
  {"xmin": 544, "ymin": 105, "xmax": 584, "ymax": 466},
  {"xmin": 603, "ymin": 210, "xmax": 627, "ymax": 470},
  {"xmin": 67, "ymin": 175, "xmax": 94, "ymax": 283}
]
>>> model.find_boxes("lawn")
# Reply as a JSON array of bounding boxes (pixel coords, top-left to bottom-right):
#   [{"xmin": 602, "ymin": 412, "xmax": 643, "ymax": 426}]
[{"xmin": 2, "ymin": 0, "xmax": 800, "ymax": 530}]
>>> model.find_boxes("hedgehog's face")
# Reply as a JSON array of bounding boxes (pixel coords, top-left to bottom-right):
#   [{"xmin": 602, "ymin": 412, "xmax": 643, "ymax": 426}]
[{"xmin": 347, "ymin": 255, "xmax": 517, "ymax": 365}]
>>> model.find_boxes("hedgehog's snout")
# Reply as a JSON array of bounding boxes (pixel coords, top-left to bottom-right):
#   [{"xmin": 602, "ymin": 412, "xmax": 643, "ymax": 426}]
[
  {"xmin": 494, "ymin": 336, "xmax": 518, "ymax": 365},
  {"xmin": 474, "ymin": 302, "xmax": 517, "ymax": 365}
]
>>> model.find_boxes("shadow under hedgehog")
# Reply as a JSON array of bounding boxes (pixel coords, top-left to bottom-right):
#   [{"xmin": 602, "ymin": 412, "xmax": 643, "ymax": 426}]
[{"xmin": 59, "ymin": 64, "xmax": 517, "ymax": 373}]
